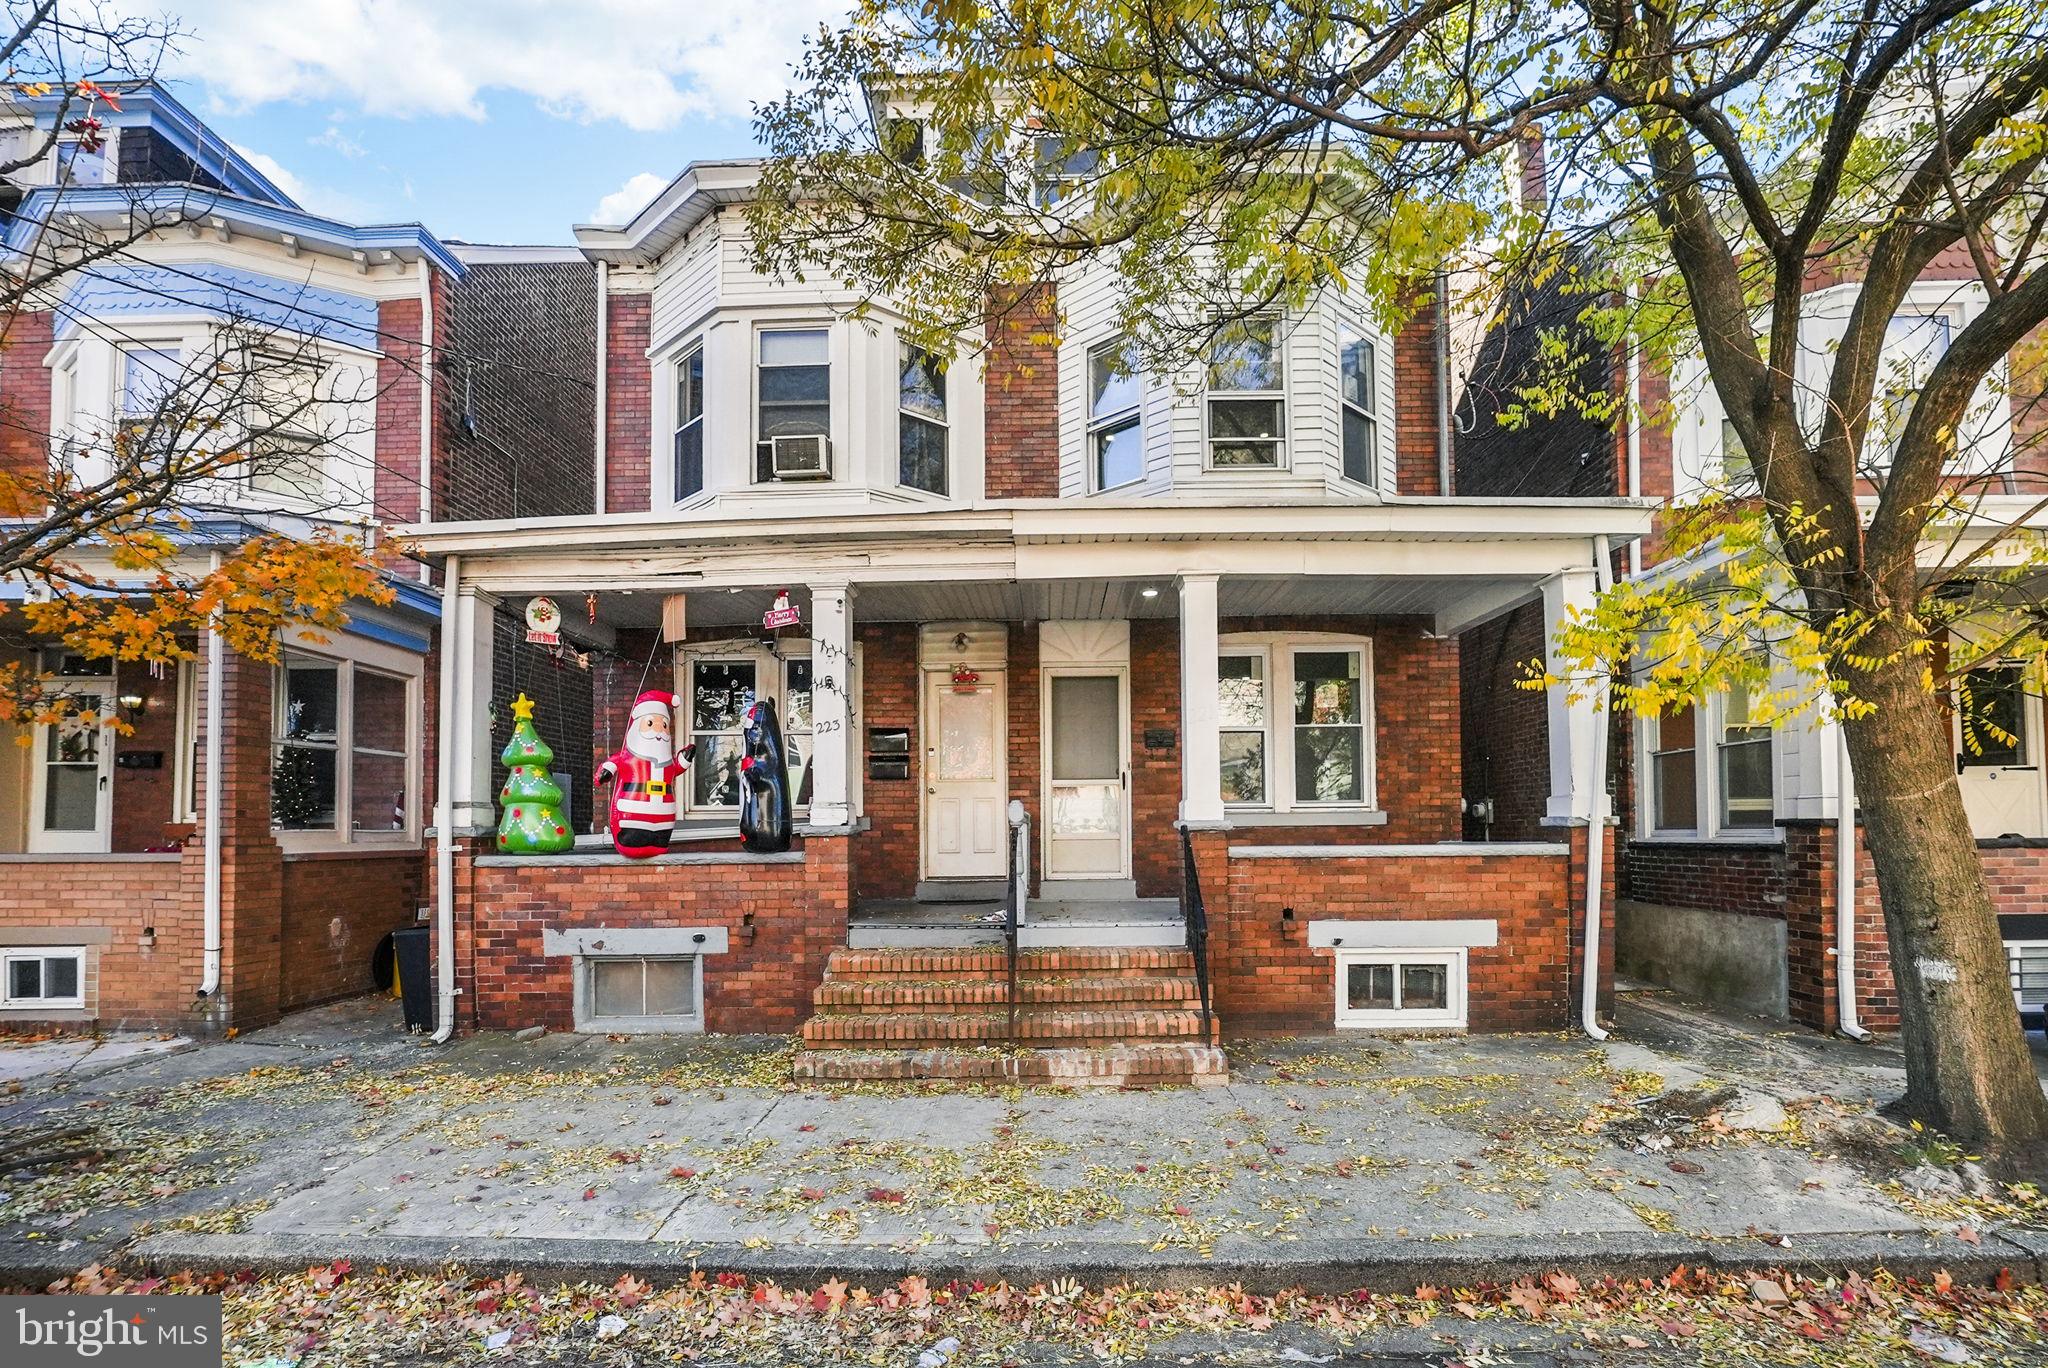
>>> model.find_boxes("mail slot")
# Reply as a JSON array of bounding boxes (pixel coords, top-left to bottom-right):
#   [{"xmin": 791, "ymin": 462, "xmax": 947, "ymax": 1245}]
[{"xmin": 867, "ymin": 726, "xmax": 910, "ymax": 781}]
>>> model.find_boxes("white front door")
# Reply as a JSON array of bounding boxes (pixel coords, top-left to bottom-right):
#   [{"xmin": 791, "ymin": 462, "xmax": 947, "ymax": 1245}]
[
  {"xmin": 1956, "ymin": 662, "xmax": 2048, "ymax": 839},
  {"xmin": 29, "ymin": 682, "xmax": 115, "ymax": 853},
  {"xmin": 923, "ymin": 669, "xmax": 1007, "ymax": 879},
  {"xmin": 1044, "ymin": 670, "xmax": 1130, "ymax": 879}
]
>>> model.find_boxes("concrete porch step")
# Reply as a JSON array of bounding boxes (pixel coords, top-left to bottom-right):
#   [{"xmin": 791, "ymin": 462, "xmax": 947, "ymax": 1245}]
[
  {"xmin": 824, "ymin": 946, "xmax": 1196, "ymax": 980},
  {"xmin": 798, "ymin": 1006, "xmax": 1217, "ymax": 1048},
  {"xmin": 791, "ymin": 1043, "xmax": 1230, "ymax": 1087},
  {"xmin": 813, "ymin": 974, "xmax": 1203, "ymax": 1012}
]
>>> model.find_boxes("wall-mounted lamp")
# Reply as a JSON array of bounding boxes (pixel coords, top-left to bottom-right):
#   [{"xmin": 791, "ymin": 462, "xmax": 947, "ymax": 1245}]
[{"xmin": 118, "ymin": 692, "xmax": 146, "ymax": 719}]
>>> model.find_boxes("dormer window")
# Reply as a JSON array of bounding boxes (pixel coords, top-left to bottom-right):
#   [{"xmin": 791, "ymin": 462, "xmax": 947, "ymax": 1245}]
[
  {"xmin": 1340, "ymin": 329, "xmax": 1377, "ymax": 486},
  {"xmin": 1088, "ymin": 337, "xmax": 1143, "ymax": 491},
  {"xmin": 1032, "ymin": 135, "xmax": 1098, "ymax": 209},
  {"xmin": 674, "ymin": 344, "xmax": 705, "ymax": 500},
  {"xmin": 57, "ymin": 136, "xmax": 110, "ymax": 186},
  {"xmin": 1206, "ymin": 319, "xmax": 1285, "ymax": 468},
  {"xmin": 756, "ymin": 328, "xmax": 831, "ymax": 482},
  {"xmin": 883, "ymin": 117, "xmax": 926, "ymax": 166},
  {"xmin": 898, "ymin": 344, "xmax": 948, "ymax": 496}
]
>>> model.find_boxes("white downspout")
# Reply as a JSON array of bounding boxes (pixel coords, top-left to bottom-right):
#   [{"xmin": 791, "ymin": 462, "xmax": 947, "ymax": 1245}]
[
  {"xmin": 593, "ymin": 261, "xmax": 608, "ymax": 514},
  {"xmin": 431, "ymin": 554, "xmax": 461, "ymax": 1044},
  {"xmin": 196, "ymin": 550, "xmax": 224, "ymax": 1001},
  {"xmin": 1623, "ymin": 290, "xmax": 1643, "ymax": 580},
  {"xmin": 415, "ymin": 264, "xmax": 435, "ymax": 582},
  {"xmin": 1582, "ymin": 534, "xmax": 1615, "ymax": 1041},
  {"xmin": 1435, "ymin": 276, "xmax": 1453, "ymax": 496},
  {"xmin": 1835, "ymin": 722, "xmax": 1871, "ymax": 1040}
]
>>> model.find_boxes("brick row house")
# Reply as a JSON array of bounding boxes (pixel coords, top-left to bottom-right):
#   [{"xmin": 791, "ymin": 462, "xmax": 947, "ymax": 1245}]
[
  {"xmin": 0, "ymin": 85, "xmax": 596, "ymax": 1032},
  {"xmin": 399, "ymin": 143, "xmax": 1653, "ymax": 1082},
  {"xmin": 1460, "ymin": 250, "xmax": 2048, "ymax": 1037}
]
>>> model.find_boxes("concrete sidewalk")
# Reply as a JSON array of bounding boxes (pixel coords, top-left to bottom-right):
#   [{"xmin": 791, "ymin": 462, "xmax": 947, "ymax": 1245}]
[{"xmin": 1, "ymin": 990, "xmax": 2042, "ymax": 1291}]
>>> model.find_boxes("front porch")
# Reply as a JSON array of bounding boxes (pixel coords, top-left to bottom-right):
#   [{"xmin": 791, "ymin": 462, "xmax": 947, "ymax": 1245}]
[{"xmin": 414, "ymin": 502, "xmax": 1643, "ymax": 1072}]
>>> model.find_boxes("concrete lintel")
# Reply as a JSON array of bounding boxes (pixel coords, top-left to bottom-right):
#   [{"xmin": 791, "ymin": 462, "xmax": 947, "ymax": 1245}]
[
  {"xmin": 541, "ymin": 926, "xmax": 730, "ymax": 957},
  {"xmin": 1228, "ymin": 842, "xmax": 1570, "ymax": 859}
]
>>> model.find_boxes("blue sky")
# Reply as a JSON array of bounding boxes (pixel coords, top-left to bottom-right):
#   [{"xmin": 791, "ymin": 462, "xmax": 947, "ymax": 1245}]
[{"xmin": 143, "ymin": 0, "xmax": 847, "ymax": 243}]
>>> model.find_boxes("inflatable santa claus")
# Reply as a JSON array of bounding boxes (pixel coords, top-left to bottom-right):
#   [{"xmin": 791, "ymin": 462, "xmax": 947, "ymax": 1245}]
[{"xmin": 595, "ymin": 690, "xmax": 694, "ymax": 858}]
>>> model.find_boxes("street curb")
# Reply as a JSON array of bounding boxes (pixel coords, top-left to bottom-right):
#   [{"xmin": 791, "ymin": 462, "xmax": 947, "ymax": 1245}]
[{"xmin": 8, "ymin": 1227, "xmax": 2019, "ymax": 1296}]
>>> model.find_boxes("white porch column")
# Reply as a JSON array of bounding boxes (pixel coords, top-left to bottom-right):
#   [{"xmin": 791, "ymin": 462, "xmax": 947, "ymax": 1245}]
[
  {"xmin": 807, "ymin": 580, "xmax": 855, "ymax": 828},
  {"xmin": 1541, "ymin": 565, "xmax": 1608, "ymax": 826},
  {"xmin": 1179, "ymin": 573, "xmax": 1225, "ymax": 824},
  {"xmin": 450, "ymin": 584, "xmax": 498, "ymax": 830}
]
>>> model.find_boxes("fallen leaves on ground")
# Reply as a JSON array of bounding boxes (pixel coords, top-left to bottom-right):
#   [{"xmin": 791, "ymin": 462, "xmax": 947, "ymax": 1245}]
[{"xmin": 21, "ymin": 1260, "xmax": 2048, "ymax": 1368}]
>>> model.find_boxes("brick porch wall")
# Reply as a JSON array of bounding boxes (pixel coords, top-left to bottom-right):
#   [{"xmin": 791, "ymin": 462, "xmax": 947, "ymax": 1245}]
[
  {"xmin": 1194, "ymin": 831, "xmax": 1588, "ymax": 1034},
  {"xmin": 445, "ymin": 834, "xmax": 851, "ymax": 1035},
  {"xmin": 1622, "ymin": 839, "xmax": 1789, "ymax": 918},
  {"xmin": 0, "ymin": 856, "xmax": 188, "ymax": 1028},
  {"xmin": 279, "ymin": 851, "xmax": 424, "ymax": 1013},
  {"xmin": 855, "ymin": 623, "xmax": 920, "ymax": 901}
]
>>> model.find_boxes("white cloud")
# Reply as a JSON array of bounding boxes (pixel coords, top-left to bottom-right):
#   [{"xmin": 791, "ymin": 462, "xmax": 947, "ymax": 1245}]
[
  {"xmin": 311, "ymin": 124, "xmax": 367, "ymax": 159},
  {"xmin": 590, "ymin": 171, "xmax": 668, "ymax": 226},
  {"xmin": 155, "ymin": 0, "xmax": 846, "ymax": 131},
  {"xmin": 232, "ymin": 142, "xmax": 370, "ymax": 221}
]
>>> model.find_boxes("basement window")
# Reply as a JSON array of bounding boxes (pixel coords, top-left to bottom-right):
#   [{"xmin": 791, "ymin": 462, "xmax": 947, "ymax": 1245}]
[
  {"xmin": 578, "ymin": 955, "xmax": 703, "ymax": 1034},
  {"xmin": 1334, "ymin": 949, "xmax": 1466, "ymax": 1029},
  {"xmin": 2, "ymin": 949, "xmax": 85, "ymax": 1009}
]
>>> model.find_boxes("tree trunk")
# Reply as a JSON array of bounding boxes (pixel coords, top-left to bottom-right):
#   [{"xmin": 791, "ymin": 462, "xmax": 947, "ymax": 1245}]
[{"xmin": 1841, "ymin": 627, "xmax": 2048, "ymax": 1144}]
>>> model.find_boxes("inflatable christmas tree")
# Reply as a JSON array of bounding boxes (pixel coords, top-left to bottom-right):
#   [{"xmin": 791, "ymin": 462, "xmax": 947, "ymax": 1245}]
[{"xmin": 497, "ymin": 693, "xmax": 574, "ymax": 854}]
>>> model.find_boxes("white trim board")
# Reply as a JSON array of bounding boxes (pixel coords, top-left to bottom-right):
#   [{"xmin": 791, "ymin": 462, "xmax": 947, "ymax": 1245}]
[
  {"xmin": 543, "ymin": 927, "xmax": 731, "ymax": 957},
  {"xmin": 1308, "ymin": 918, "xmax": 1498, "ymax": 950}
]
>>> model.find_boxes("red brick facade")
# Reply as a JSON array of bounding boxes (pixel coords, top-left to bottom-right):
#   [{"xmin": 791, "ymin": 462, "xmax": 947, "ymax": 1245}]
[
  {"xmin": 447, "ymin": 834, "xmax": 851, "ymax": 1034},
  {"xmin": 604, "ymin": 291, "xmax": 653, "ymax": 513},
  {"xmin": 983, "ymin": 284, "xmax": 1060, "ymax": 499},
  {"xmin": 854, "ymin": 623, "xmax": 921, "ymax": 901},
  {"xmin": 279, "ymin": 851, "xmax": 424, "ymax": 1014},
  {"xmin": 0, "ymin": 856, "xmax": 188, "ymax": 1026},
  {"xmin": 0, "ymin": 310, "xmax": 53, "ymax": 514}
]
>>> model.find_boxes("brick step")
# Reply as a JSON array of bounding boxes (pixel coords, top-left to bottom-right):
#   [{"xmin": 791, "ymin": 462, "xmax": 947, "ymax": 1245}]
[
  {"xmin": 799, "ymin": 1007, "xmax": 1217, "ymax": 1049},
  {"xmin": 792, "ymin": 1043, "xmax": 1230, "ymax": 1088},
  {"xmin": 824, "ymin": 946, "xmax": 1194, "ymax": 980},
  {"xmin": 813, "ymin": 975, "xmax": 1203, "ymax": 1013}
]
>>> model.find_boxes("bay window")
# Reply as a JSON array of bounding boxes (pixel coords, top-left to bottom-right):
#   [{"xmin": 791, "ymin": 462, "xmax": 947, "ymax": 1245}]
[
  {"xmin": 674, "ymin": 344, "xmax": 705, "ymax": 500},
  {"xmin": 117, "ymin": 346, "xmax": 182, "ymax": 462},
  {"xmin": 1217, "ymin": 636, "xmax": 1374, "ymax": 813},
  {"xmin": 1206, "ymin": 318, "xmax": 1285, "ymax": 468},
  {"xmin": 898, "ymin": 344, "xmax": 948, "ymax": 495},
  {"xmin": 272, "ymin": 645, "xmax": 421, "ymax": 846},
  {"xmin": 1717, "ymin": 681, "xmax": 1774, "ymax": 830},
  {"xmin": 1088, "ymin": 337, "xmax": 1143, "ymax": 491},
  {"xmin": 1340, "ymin": 329, "xmax": 1378, "ymax": 485}
]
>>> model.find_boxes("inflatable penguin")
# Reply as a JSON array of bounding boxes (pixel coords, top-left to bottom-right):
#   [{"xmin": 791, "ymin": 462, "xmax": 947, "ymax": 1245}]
[{"xmin": 738, "ymin": 697, "xmax": 793, "ymax": 853}]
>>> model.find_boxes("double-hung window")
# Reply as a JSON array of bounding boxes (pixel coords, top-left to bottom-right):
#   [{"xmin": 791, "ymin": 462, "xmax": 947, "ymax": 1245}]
[
  {"xmin": 1206, "ymin": 318, "xmax": 1285, "ymax": 468},
  {"xmin": 117, "ymin": 347, "xmax": 182, "ymax": 465},
  {"xmin": 246, "ymin": 354, "xmax": 327, "ymax": 502},
  {"xmin": 1958, "ymin": 663, "xmax": 2028, "ymax": 768},
  {"xmin": 674, "ymin": 344, "xmax": 705, "ymax": 500},
  {"xmin": 1088, "ymin": 338, "xmax": 1143, "ymax": 490},
  {"xmin": 1218, "ymin": 652, "xmax": 1269, "ymax": 805},
  {"xmin": 1217, "ymin": 638, "xmax": 1373, "ymax": 812},
  {"xmin": 898, "ymin": 344, "xmax": 948, "ymax": 495},
  {"xmin": 272, "ymin": 649, "xmax": 419, "ymax": 845},
  {"xmin": 1339, "ymin": 329, "xmax": 1378, "ymax": 485},
  {"xmin": 1717, "ymin": 681, "xmax": 1774, "ymax": 830},
  {"xmin": 1649, "ymin": 706, "xmax": 1699, "ymax": 833},
  {"xmin": 3, "ymin": 948, "xmax": 85, "ymax": 1008},
  {"xmin": 755, "ymin": 328, "xmax": 830, "ymax": 481}
]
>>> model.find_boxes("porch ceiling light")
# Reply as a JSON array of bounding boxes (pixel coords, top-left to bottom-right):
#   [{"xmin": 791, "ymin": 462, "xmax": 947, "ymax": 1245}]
[{"xmin": 1140, "ymin": 586, "xmax": 1160, "ymax": 599}]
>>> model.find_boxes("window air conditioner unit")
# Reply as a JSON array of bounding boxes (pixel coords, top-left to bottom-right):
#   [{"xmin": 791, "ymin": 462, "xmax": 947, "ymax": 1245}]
[{"xmin": 769, "ymin": 433, "xmax": 832, "ymax": 480}]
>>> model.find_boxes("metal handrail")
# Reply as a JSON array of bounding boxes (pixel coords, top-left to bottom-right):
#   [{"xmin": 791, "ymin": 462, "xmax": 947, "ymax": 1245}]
[
  {"xmin": 1179, "ymin": 827, "xmax": 1214, "ymax": 1038},
  {"xmin": 1004, "ymin": 801, "xmax": 1029, "ymax": 1043}
]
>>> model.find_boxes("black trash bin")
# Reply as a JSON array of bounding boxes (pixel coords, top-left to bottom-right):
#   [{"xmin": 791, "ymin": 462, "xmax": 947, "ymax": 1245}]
[{"xmin": 393, "ymin": 926, "xmax": 435, "ymax": 1033}]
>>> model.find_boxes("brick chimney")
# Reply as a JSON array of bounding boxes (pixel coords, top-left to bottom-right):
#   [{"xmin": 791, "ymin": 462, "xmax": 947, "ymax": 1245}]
[{"xmin": 983, "ymin": 283, "xmax": 1061, "ymax": 499}]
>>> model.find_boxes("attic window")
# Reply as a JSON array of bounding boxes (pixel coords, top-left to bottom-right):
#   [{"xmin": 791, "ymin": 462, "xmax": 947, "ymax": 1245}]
[{"xmin": 884, "ymin": 118, "xmax": 926, "ymax": 166}]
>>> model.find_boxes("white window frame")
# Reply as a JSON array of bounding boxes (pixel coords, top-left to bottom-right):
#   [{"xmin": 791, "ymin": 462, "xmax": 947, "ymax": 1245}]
[
  {"xmin": 172, "ymin": 657, "xmax": 199, "ymax": 823},
  {"xmin": 1087, "ymin": 336, "xmax": 1143, "ymax": 492},
  {"xmin": 1338, "ymin": 326, "xmax": 1378, "ymax": 487},
  {"xmin": 1635, "ymin": 692, "xmax": 1779, "ymax": 842},
  {"xmin": 2009, "ymin": 940, "xmax": 2048, "ymax": 1016},
  {"xmin": 753, "ymin": 325, "xmax": 832, "ymax": 483},
  {"xmin": 1334, "ymin": 948, "xmax": 1467, "ymax": 1029},
  {"xmin": 679, "ymin": 641, "xmax": 856, "ymax": 821},
  {"xmin": 1217, "ymin": 633, "xmax": 1376, "ymax": 814},
  {"xmin": 2, "ymin": 947, "xmax": 86, "ymax": 1009},
  {"xmin": 897, "ymin": 341, "xmax": 949, "ymax": 497},
  {"xmin": 574, "ymin": 953, "xmax": 705, "ymax": 1034},
  {"xmin": 1218, "ymin": 646, "xmax": 1272, "ymax": 807},
  {"xmin": 1204, "ymin": 317, "xmax": 1288, "ymax": 471},
  {"xmin": 673, "ymin": 341, "xmax": 706, "ymax": 503},
  {"xmin": 271, "ymin": 635, "xmax": 424, "ymax": 853}
]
